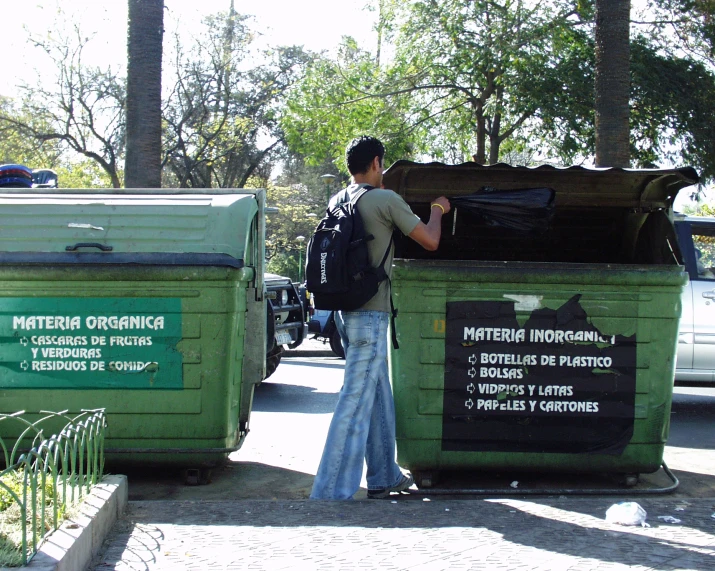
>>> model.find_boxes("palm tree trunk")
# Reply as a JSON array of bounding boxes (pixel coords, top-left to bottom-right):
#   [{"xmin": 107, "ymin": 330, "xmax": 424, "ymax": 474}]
[
  {"xmin": 594, "ymin": 0, "xmax": 631, "ymax": 167},
  {"xmin": 125, "ymin": 0, "xmax": 164, "ymax": 188}
]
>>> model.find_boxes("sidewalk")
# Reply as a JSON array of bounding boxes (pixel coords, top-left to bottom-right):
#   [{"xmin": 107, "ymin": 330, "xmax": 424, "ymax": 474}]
[
  {"xmin": 85, "ymin": 352, "xmax": 715, "ymax": 569},
  {"xmin": 90, "ymin": 495, "xmax": 714, "ymax": 570}
]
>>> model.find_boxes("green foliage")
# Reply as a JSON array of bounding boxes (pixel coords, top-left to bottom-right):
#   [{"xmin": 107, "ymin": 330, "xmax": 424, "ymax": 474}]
[
  {"xmin": 0, "ymin": 471, "xmax": 56, "ymax": 512},
  {"xmin": 646, "ymin": 0, "xmax": 715, "ymax": 61},
  {"xmin": 0, "ymin": 470, "xmax": 61, "ymax": 568},
  {"xmin": 519, "ymin": 21, "xmax": 596, "ymax": 164},
  {"xmin": 162, "ymin": 10, "xmax": 311, "ymax": 188},
  {"xmin": 700, "ymin": 203, "xmax": 715, "ymax": 216},
  {"xmin": 2, "ymin": 6, "xmax": 310, "ymax": 190},
  {"xmin": 630, "ymin": 37, "xmax": 715, "ymax": 179},
  {"xmin": 264, "ymin": 182, "xmax": 322, "ymax": 282},
  {"xmin": 54, "ymin": 160, "xmax": 118, "ymax": 189},
  {"xmin": 0, "ymin": 473, "xmax": 22, "ymax": 512},
  {"xmin": 3, "ymin": 0, "xmax": 714, "ymax": 187},
  {"xmin": 0, "ymin": 533, "xmax": 23, "ymax": 568},
  {"xmin": 282, "ymin": 37, "xmax": 418, "ymax": 173},
  {"xmin": 0, "ymin": 14, "xmax": 126, "ymax": 188},
  {"xmin": 266, "ymin": 251, "xmax": 301, "ymax": 282},
  {"xmin": 0, "ymin": 97, "xmax": 64, "ymax": 169},
  {"xmin": 283, "ymin": 1, "xmax": 596, "ymax": 166},
  {"xmin": 682, "ymin": 200, "xmax": 715, "ymax": 216},
  {"xmin": 390, "ymin": 0, "xmax": 597, "ymax": 164},
  {"xmin": 284, "ymin": 0, "xmax": 715, "ymax": 181}
]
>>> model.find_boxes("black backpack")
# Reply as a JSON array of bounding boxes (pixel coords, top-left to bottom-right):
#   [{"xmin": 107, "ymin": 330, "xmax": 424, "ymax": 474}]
[{"xmin": 305, "ymin": 184, "xmax": 391, "ymax": 312}]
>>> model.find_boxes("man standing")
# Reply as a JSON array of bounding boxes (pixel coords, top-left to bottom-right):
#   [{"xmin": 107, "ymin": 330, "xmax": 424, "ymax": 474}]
[{"xmin": 310, "ymin": 136, "xmax": 451, "ymax": 500}]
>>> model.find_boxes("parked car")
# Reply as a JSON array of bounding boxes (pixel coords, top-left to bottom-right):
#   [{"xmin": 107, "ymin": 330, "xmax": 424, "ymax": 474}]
[
  {"xmin": 673, "ymin": 214, "xmax": 715, "ymax": 384},
  {"xmin": 264, "ymin": 273, "xmax": 306, "ymax": 378},
  {"xmin": 308, "ymin": 307, "xmax": 345, "ymax": 358},
  {"xmin": 31, "ymin": 168, "xmax": 59, "ymax": 188}
]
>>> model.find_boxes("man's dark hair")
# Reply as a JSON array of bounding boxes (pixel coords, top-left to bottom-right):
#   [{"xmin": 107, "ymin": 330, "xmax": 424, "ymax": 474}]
[{"xmin": 345, "ymin": 136, "xmax": 385, "ymax": 175}]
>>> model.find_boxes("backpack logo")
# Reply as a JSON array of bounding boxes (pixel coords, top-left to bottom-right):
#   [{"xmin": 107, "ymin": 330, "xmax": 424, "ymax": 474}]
[
  {"xmin": 320, "ymin": 252, "xmax": 328, "ymax": 283},
  {"xmin": 320, "ymin": 237, "xmax": 331, "ymax": 251}
]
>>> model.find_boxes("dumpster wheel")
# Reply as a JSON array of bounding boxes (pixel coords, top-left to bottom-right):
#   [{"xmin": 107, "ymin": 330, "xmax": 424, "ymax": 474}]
[
  {"xmin": 184, "ymin": 468, "xmax": 213, "ymax": 486},
  {"xmin": 410, "ymin": 462, "xmax": 679, "ymax": 496},
  {"xmin": 413, "ymin": 470, "xmax": 439, "ymax": 489},
  {"xmin": 622, "ymin": 473, "xmax": 639, "ymax": 487}
]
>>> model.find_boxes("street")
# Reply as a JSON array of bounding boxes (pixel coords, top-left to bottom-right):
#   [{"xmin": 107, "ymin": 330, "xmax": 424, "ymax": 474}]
[
  {"xmin": 90, "ymin": 351, "xmax": 715, "ymax": 570},
  {"xmin": 121, "ymin": 348, "xmax": 715, "ymax": 501}
]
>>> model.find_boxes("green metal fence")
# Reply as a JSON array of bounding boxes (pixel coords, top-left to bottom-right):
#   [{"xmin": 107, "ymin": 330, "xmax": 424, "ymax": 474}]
[{"xmin": 0, "ymin": 409, "xmax": 106, "ymax": 566}]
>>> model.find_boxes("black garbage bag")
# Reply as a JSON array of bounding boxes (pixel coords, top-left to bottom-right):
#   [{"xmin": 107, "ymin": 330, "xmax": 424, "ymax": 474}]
[{"xmin": 448, "ymin": 186, "xmax": 555, "ymax": 233}]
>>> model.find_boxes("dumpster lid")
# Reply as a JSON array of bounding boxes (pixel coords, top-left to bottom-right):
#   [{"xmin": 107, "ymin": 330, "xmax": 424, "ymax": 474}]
[
  {"xmin": 0, "ymin": 191, "xmax": 260, "ymax": 260},
  {"xmin": 382, "ymin": 161, "xmax": 700, "ymax": 210}
]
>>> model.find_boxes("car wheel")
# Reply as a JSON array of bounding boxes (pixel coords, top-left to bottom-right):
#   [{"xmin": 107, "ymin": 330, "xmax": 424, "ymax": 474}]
[
  {"xmin": 329, "ymin": 328, "xmax": 345, "ymax": 358},
  {"xmin": 264, "ymin": 345, "xmax": 282, "ymax": 380}
]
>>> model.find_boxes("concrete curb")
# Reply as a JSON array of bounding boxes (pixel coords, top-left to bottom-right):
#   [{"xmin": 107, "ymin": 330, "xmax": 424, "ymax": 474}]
[
  {"xmin": 24, "ymin": 474, "xmax": 127, "ymax": 571},
  {"xmin": 285, "ymin": 349, "xmax": 336, "ymax": 358}
]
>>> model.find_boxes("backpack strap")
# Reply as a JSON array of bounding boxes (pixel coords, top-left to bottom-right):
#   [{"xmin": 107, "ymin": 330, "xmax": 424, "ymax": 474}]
[
  {"xmin": 331, "ymin": 183, "xmax": 374, "ymax": 209},
  {"xmin": 380, "ymin": 234, "xmax": 399, "ymax": 350},
  {"xmin": 388, "ymin": 276, "xmax": 399, "ymax": 350}
]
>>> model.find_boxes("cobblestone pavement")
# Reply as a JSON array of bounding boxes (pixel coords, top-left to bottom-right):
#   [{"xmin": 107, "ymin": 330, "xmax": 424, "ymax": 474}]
[{"xmin": 92, "ymin": 496, "xmax": 715, "ymax": 570}]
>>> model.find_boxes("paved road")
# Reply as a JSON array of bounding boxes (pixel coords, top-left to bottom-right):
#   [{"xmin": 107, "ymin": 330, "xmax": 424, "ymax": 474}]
[
  {"xmin": 91, "ymin": 352, "xmax": 715, "ymax": 569},
  {"xmin": 92, "ymin": 496, "xmax": 715, "ymax": 570},
  {"xmin": 120, "ymin": 352, "xmax": 715, "ymax": 501}
]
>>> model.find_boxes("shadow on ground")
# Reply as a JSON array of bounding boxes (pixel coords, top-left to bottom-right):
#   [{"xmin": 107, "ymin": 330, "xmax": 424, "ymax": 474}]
[
  {"xmin": 117, "ymin": 461, "xmax": 316, "ymax": 501},
  {"xmin": 253, "ymin": 381, "xmax": 339, "ymax": 414}
]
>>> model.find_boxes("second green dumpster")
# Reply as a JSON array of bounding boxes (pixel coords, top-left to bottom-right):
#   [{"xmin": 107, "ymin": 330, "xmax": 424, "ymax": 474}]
[{"xmin": 383, "ymin": 162, "xmax": 699, "ymax": 488}]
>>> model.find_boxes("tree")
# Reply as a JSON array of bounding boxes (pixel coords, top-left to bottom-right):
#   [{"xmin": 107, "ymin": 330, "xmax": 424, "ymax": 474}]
[
  {"xmin": 274, "ymin": 151, "xmax": 346, "ymax": 209},
  {"xmin": 628, "ymin": 0, "xmax": 715, "ymax": 180},
  {"xmin": 282, "ymin": 38, "xmax": 419, "ymax": 172},
  {"xmin": 162, "ymin": 6, "xmax": 311, "ymax": 188},
  {"xmin": 0, "ymin": 4, "xmax": 309, "ymax": 189},
  {"xmin": 0, "ymin": 97, "xmax": 63, "ymax": 168},
  {"xmin": 393, "ymin": 0, "xmax": 599, "ymax": 164},
  {"xmin": 0, "ymin": 23, "xmax": 126, "ymax": 187},
  {"xmin": 125, "ymin": 0, "xmax": 164, "ymax": 188},
  {"xmin": 637, "ymin": 0, "xmax": 715, "ymax": 65},
  {"xmin": 594, "ymin": 0, "xmax": 631, "ymax": 167},
  {"xmin": 283, "ymin": 1, "xmax": 593, "ymax": 167},
  {"xmin": 260, "ymin": 180, "xmax": 322, "ymax": 280},
  {"xmin": 630, "ymin": 37, "xmax": 715, "ymax": 180}
]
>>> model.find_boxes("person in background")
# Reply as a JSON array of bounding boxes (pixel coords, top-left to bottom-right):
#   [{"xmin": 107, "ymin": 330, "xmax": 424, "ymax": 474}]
[{"xmin": 310, "ymin": 135, "xmax": 450, "ymax": 500}]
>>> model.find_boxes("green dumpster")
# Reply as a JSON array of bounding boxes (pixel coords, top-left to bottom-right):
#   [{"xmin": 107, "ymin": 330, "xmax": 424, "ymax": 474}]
[
  {"xmin": 0, "ymin": 189, "xmax": 267, "ymax": 475},
  {"xmin": 383, "ymin": 162, "xmax": 699, "ymax": 487}
]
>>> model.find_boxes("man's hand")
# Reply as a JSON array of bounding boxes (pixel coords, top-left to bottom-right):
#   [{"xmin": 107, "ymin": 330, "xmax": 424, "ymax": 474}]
[
  {"xmin": 409, "ymin": 196, "xmax": 452, "ymax": 251},
  {"xmin": 430, "ymin": 196, "xmax": 451, "ymax": 216}
]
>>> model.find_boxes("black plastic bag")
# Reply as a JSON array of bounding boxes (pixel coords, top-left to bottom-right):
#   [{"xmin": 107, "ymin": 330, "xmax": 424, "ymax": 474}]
[{"xmin": 449, "ymin": 186, "xmax": 555, "ymax": 233}]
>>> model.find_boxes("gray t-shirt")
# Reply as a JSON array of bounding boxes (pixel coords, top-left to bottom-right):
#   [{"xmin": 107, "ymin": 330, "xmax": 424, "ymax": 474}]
[{"xmin": 344, "ymin": 183, "xmax": 421, "ymax": 312}]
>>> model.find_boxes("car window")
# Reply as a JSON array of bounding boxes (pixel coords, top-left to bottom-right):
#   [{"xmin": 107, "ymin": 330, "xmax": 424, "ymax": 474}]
[{"xmin": 692, "ymin": 231, "xmax": 715, "ymax": 280}]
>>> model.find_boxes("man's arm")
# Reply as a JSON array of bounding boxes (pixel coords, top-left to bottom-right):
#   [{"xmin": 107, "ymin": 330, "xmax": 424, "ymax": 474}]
[{"xmin": 408, "ymin": 197, "xmax": 451, "ymax": 251}]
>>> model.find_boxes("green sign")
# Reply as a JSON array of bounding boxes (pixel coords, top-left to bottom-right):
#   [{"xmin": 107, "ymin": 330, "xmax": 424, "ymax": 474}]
[{"xmin": 0, "ymin": 298, "xmax": 183, "ymax": 389}]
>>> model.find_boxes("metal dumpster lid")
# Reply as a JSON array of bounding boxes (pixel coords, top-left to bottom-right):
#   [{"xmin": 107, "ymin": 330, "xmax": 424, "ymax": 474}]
[
  {"xmin": 382, "ymin": 161, "xmax": 700, "ymax": 209},
  {"xmin": 0, "ymin": 191, "xmax": 260, "ymax": 258}
]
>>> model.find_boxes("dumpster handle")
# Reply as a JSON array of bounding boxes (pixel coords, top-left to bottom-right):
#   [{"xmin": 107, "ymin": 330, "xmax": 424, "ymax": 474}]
[{"xmin": 65, "ymin": 242, "xmax": 113, "ymax": 252}]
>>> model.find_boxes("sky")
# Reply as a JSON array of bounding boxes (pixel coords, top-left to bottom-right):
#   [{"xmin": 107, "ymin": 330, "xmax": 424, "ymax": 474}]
[
  {"xmin": 1, "ymin": 1, "xmax": 708, "ymax": 206},
  {"xmin": 1, "ymin": 0, "xmax": 377, "ymax": 97}
]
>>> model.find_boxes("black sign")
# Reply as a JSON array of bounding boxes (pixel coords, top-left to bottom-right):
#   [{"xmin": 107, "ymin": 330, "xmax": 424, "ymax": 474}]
[{"xmin": 443, "ymin": 295, "xmax": 636, "ymax": 454}]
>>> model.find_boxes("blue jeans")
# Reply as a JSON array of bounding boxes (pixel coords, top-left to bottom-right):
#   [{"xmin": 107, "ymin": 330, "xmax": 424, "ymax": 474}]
[{"xmin": 310, "ymin": 310, "xmax": 403, "ymax": 500}]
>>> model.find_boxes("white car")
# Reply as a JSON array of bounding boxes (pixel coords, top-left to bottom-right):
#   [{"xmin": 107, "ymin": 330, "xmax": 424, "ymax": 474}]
[{"xmin": 674, "ymin": 215, "xmax": 715, "ymax": 383}]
